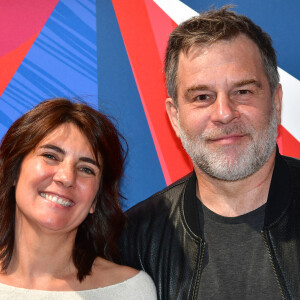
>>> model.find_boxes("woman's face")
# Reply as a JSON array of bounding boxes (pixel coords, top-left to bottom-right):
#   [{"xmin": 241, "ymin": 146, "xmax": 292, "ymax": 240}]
[{"xmin": 15, "ymin": 123, "xmax": 101, "ymax": 233}]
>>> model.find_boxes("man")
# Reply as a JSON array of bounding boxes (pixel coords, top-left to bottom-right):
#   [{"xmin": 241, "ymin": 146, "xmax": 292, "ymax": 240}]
[{"xmin": 120, "ymin": 7, "xmax": 300, "ymax": 300}]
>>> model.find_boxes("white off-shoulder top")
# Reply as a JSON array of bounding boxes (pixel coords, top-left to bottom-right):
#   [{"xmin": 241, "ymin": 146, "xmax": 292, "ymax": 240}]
[{"xmin": 0, "ymin": 271, "xmax": 157, "ymax": 299}]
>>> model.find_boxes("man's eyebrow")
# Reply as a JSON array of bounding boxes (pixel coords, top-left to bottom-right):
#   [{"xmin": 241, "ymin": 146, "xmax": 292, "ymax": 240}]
[
  {"xmin": 40, "ymin": 144, "xmax": 100, "ymax": 168},
  {"xmin": 184, "ymin": 85, "xmax": 210, "ymax": 97},
  {"xmin": 234, "ymin": 79, "xmax": 262, "ymax": 88}
]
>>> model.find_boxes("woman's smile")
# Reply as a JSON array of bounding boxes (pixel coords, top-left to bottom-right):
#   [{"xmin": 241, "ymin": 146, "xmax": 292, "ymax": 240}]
[{"xmin": 40, "ymin": 192, "xmax": 74, "ymax": 208}]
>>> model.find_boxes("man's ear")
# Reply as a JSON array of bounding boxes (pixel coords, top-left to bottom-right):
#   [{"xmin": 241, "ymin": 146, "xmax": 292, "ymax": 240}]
[
  {"xmin": 273, "ymin": 83, "xmax": 282, "ymax": 125},
  {"xmin": 166, "ymin": 98, "xmax": 180, "ymax": 138}
]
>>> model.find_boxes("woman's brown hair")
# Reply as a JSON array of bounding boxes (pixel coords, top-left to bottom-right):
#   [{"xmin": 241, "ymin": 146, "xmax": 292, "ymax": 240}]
[{"xmin": 0, "ymin": 98, "xmax": 127, "ymax": 281}]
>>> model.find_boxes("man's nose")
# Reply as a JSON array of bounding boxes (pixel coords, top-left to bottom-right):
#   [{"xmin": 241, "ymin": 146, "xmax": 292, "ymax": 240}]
[
  {"xmin": 210, "ymin": 93, "xmax": 239, "ymax": 124},
  {"xmin": 53, "ymin": 163, "xmax": 75, "ymax": 188}
]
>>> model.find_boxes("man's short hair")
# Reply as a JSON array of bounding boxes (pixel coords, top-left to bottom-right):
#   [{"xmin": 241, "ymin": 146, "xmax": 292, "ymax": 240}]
[{"xmin": 164, "ymin": 6, "xmax": 279, "ymax": 103}]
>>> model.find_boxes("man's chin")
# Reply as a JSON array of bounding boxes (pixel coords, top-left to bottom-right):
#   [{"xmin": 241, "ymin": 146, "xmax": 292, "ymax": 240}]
[
  {"xmin": 204, "ymin": 144, "xmax": 248, "ymax": 161},
  {"xmin": 197, "ymin": 161, "xmax": 254, "ymax": 181},
  {"xmin": 194, "ymin": 147, "xmax": 257, "ymax": 181}
]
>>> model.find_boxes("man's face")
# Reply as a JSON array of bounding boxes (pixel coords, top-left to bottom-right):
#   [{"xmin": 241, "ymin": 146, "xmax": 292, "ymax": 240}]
[{"xmin": 166, "ymin": 34, "xmax": 282, "ymax": 181}]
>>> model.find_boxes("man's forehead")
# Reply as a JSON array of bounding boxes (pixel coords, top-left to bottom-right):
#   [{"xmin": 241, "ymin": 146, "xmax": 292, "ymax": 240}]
[{"xmin": 179, "ymin": 34, "xmax": 256, "ymax": 61}]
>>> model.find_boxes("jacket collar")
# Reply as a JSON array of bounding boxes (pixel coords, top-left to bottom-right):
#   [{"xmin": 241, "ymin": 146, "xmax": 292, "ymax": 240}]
[
  {"xmin": 183, "ymin": 171, "xmax": 202, "ymax": 237},
  {"xmin": 264, "ymin": 148, "xmax": 291, "ymax": 227},
  {"xmin": 183, "ymin": 148, "xmax": 291, "ymax": 237}
]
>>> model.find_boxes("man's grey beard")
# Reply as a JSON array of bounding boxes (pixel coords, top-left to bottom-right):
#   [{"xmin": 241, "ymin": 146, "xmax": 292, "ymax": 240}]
[{"xmin": 178, "ymin": 106, "xmax": 278, "ymax": 181}]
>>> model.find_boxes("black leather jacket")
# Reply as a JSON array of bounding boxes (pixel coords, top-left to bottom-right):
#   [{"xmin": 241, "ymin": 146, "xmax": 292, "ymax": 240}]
[{"xmin": 120, "ymin": 152, "xmax": 300, "ymax": 300}]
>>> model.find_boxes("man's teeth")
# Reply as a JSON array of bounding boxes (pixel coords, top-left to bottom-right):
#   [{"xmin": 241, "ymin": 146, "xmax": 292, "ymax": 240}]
[{"xmin": 40, "ymin": 193, "xmax": 73, "ymax": 207}]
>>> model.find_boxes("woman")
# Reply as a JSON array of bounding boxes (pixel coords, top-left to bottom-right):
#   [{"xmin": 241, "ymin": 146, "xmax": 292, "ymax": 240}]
[{"xmin": 0, "ymin": 98, "xmax": 156, "ymax": 299}]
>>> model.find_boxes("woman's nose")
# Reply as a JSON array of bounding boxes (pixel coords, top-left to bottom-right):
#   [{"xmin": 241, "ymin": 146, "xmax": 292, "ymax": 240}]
[{"xmin": 53, "ymin": 163, "xmax": 75, "ymax": 188}]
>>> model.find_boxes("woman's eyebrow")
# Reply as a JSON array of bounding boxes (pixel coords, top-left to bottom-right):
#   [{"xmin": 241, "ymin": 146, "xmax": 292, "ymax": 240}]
[
  {"xmin": 79, "ymin": 157, "xmax": 99, "ymax": 168},
  {"xmin": 40, "ymin": 144, "xmax": 100, "ymax": 168},
  {"xmin": 40, "ymin": 144, "xmax": 65, "ymax": 154}
]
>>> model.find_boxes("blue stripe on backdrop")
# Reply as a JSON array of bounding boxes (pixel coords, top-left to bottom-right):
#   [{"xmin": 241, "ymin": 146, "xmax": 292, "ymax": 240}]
[
  {"xmin": 182, "ymin": 0, "xmax": 300, "ymax": 81},
  {"xmin": 96, "ymin": 1, "xmax": 166, "ymax": 209},
  {"xmin": 0, "ymin": 0, "xmax": 98, "ymax": 140}
]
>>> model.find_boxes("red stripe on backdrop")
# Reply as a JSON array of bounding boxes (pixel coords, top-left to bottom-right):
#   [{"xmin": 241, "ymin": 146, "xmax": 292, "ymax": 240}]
[
  {"xmin": 0, "ymin": 33, "xmax": 39, "ymax": 97},
  {"xmin": 277, "ymin": 125, "xmax": 300, "ymax": 159},
  {"xmin": 112, "ymin": 0, "xmax": 192, "ymax": 185}
]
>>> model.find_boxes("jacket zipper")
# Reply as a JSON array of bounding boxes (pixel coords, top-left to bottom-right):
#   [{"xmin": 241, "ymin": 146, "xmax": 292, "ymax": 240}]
[
  {"xmin": 261, "ymin": 230, "xmax": 285, "ymax": 300},
  {"xmin": 192, "ymin": 241, "xmax": 206, "ymax": 300}
]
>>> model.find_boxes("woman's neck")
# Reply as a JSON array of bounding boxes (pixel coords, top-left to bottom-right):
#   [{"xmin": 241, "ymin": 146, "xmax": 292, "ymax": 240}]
[{"xmin": 2, "ymin": 218, "xmax": 78, "ymax": 290}]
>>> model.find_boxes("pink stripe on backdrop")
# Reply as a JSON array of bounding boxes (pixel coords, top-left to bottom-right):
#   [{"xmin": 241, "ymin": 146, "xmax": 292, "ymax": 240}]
[
  {"xmin": 144, "ymin": 0, "xmax": 177, "ymax": 64},
  {"xmin": 0, "ymin": 0, "xmax": 59, "ymax": 57}
]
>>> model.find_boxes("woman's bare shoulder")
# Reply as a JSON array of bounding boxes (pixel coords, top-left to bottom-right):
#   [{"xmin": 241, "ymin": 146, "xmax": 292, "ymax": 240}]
[{"xmin": 90, "ymin": 257, "xmax": 139, "ymax": 287}]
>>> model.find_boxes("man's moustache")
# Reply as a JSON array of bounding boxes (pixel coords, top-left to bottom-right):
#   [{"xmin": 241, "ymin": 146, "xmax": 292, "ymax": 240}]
[{"xmin": 201, "ymin": 123, "xmax": 252, "ymax": 140}]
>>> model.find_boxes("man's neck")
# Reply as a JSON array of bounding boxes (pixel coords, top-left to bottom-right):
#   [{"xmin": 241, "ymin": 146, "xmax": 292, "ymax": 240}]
[{"xmin": 195, "ymin": 151, "xmax": 276, "ymax": 217}]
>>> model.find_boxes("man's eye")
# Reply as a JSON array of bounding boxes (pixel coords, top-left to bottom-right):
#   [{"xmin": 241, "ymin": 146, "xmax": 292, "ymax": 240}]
[
  {"xmin": 195, "ymin": 94, "xmax": 210, "ymax": 101},
  {"xmin": 237, "ymin": 90, "xmax": 251, "ymax": 95}
]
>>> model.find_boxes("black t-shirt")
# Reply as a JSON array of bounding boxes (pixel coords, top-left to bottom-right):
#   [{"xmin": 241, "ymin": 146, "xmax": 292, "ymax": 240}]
[{"xmin": 197, "ymin": 200, "xmax": 282, "ymax": 299}]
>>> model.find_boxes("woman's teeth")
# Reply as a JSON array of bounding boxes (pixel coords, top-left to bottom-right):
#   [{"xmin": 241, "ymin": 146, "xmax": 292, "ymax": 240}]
[{"xmin": 40, "ymin": 193, "xmax": 73, "ymax": 207}]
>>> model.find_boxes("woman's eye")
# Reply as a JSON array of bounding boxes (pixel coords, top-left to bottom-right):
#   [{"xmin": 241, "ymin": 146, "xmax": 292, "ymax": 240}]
[
  {"xmin": 80, "ymin": 167, "xmax": 95, "ymax": 175},
  {"xmin": 42, "ymin": 153, "xmax": 57, "ymax": 160}
]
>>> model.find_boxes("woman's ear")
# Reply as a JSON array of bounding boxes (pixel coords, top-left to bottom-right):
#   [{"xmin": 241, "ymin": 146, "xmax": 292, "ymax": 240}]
[{"xmin": 89, "ymin": 200, "xmax": 96, "ymax": 214}]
